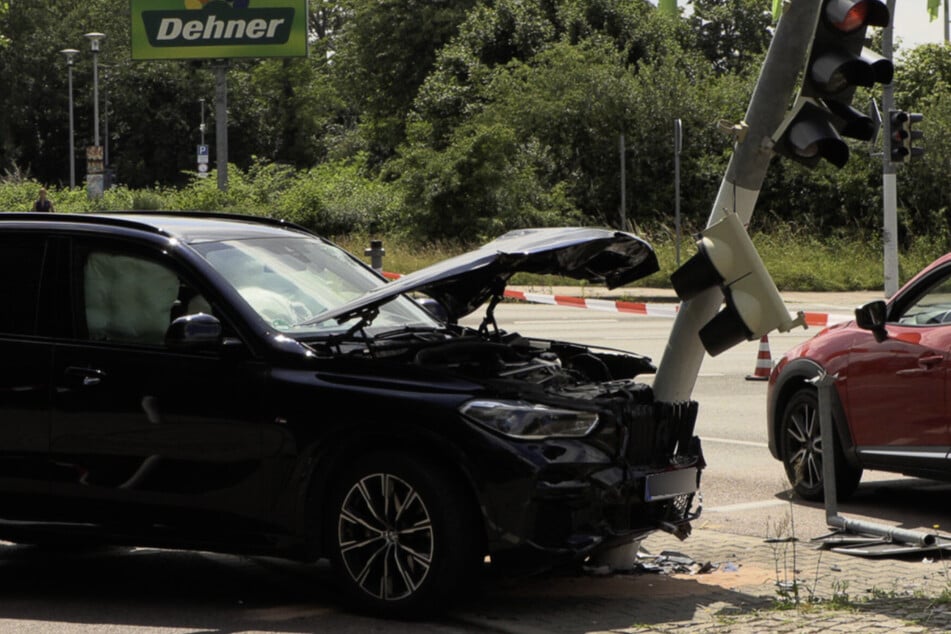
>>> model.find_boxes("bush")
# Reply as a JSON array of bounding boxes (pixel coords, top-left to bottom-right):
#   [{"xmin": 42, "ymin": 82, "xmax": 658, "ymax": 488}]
[{"xmin": 274, "ymin": 156, "xmax": 400, "ymax": 236}]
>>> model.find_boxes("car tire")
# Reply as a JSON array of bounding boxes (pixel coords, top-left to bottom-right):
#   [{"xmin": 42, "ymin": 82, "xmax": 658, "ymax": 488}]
[
  {"xmin": 780, "ymin": 388, "xmax": 862, "ymax": 502},
  {"xmin": 325, "ymin": 451, "xmax": 482, "ymax": 617}
]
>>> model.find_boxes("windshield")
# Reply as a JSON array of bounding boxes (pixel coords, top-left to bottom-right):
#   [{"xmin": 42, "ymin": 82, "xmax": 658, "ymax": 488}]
[{"xmin": 192, "ymin": 236, "xmax": 441, "ymax": 336}]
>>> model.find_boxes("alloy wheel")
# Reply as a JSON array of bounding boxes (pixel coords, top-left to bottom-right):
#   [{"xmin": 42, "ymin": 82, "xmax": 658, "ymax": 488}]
[
  {"xmin": 337, "ymin": 472, "xmax": 434, "ymax": 601},
  {"xmin": 784, "ymin": 395, "xmax": 823, "ymax": 491}
]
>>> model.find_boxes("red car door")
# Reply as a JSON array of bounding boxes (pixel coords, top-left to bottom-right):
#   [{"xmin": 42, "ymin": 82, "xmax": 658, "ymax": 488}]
[{"xmin": 845, "ymin": 267, "xmax": 951, "ymax": 465}]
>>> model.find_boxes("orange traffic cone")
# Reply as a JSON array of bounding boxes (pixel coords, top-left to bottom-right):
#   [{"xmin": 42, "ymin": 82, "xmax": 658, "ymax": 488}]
[{"xmin": 746, "ymin": 335, "xmax": 772, "ymax": 381}]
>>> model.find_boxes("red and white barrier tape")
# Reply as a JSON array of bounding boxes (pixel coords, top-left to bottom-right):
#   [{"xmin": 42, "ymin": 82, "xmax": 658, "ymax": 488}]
[
  {"xmin": 802, "ymin": 311, "xmax": 852, "ymax": 327},
  {"xmin": 382, "ymin": 271, "xmax": 852, "ymax": 328},
  {"xmin": 502, "ymin": 289, "xmax": 680, "ymax": 319}
]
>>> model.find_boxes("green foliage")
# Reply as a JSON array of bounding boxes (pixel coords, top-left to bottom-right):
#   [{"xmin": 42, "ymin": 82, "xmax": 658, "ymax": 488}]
[
  {"xmin": 395, "ymin": 120, "xmax": 580, "ymax": 242},
  {"xmin": 0, "ymin": 178, "xmax": 48, "ymax": 211},
  {"xmin": 274, "ymin": 156, "xmax": 400, "ymax": 236},
  {"xmin": 890, "ymin": 44, "xmax": 951, "ymax": 244},
  {"xmin": 687, "ymin": 0, "xmax": 773, "ymax": 74},
  {"xmin": 331, "ymin": 0, "xmax": 478, "ymax": 161},
  {"xmin": 0, "ymin": 0, "xmax": 947, "ymax": 251}
]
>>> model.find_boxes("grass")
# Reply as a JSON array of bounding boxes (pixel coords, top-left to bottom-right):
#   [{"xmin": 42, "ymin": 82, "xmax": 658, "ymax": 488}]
[{"xmin": 334, "ymin": 227, "xmax": 951, "ymax": 294}]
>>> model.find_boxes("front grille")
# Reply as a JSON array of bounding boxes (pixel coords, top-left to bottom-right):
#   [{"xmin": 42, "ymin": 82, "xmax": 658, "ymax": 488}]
[
  {"xmin": 667, "ymin": 493, "xmax": 693, "ymax": 521},
  {"xmin": 626, "ymin": 399, "xmax": 699, "ymax": 464}
]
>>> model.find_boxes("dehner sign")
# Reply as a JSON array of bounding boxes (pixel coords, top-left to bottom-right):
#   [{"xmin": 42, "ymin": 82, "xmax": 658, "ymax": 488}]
[{"xmin": 132, "ymin": 0, "xmax": 307, "ymax": 60}]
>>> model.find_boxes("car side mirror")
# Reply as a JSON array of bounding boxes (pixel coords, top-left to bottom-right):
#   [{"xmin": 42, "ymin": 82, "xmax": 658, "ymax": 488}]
[
  {"xmin": 166, "ymin": 313, "xmax": 223, "ymax": 349},
  {"xmin": 855, "ymin": 300, "xmax": 888, "ymax": 342}
]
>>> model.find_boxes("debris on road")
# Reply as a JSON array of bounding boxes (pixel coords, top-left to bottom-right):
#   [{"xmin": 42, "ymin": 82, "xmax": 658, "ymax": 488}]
[{"xmin": 625, "ymin": 549, "xmax": 720, "ymax": 576}]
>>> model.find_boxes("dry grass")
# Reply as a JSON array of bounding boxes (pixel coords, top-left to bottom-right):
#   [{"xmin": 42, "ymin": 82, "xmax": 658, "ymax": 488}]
[{"xmin": 334, "ymin": 227, "xmax": 949, "ymax": 293}]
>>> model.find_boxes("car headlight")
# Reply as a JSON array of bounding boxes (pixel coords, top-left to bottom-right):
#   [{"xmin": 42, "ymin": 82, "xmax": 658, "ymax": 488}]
[{"xmin": 460, "ymin": 399, "xmax": 599, "ymax": 439}]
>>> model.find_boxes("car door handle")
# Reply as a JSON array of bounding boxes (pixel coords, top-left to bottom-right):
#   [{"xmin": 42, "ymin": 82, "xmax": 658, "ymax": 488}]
[
  {"xmin": 918, "ymin": 354, "xmax": 944, "ymax": 369},
  {"xmin": 65, "ymin": 366, "xmax": 107, "ymax": 387},
  {"xmin": 896, "ymin": 355, "xmax": 945, "ymax": 376}
]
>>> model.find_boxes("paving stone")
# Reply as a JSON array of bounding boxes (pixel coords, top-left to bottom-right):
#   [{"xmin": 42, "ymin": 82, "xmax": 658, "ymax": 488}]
[{"xmin": 498, "ymin": 527, "xmax": 951, "ymax": 633}]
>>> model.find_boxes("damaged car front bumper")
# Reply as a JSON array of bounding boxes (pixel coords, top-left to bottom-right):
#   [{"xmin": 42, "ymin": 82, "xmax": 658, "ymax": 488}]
[{"xmin": 471, "ymin": 398, "xmax": 705, "ymax": 568}]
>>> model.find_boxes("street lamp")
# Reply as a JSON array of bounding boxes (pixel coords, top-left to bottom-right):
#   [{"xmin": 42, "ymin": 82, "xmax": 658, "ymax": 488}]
[
  {"xmin": 60, "ymin": 48, "xmax": 79, "ymax": 189},
  {"xmin": 84, "ymin": 32, "xmax": 105, "ymax": 147}
]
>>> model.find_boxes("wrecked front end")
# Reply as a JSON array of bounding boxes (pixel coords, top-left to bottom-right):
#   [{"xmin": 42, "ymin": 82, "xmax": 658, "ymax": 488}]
[
  {"xmin": 435, "ymin": 333, "xmax": 705, "ymax": 571},
  {"xmin": 471, "ymin": 395, "xmax": 703, "ymax": 570}
]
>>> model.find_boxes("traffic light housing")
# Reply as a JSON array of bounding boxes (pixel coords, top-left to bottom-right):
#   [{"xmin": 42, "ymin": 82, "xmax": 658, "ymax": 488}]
[
  {"xmin": 907, "ymin": 112, "xmax": 925, "ymax": 159},
  {"xmin": 889, "ymin": 109, "xmax": 909, "ymax": 163},
  {"xmin": 671, "ymin": 213, "xmax": 806, "ymax": 356},
  {"xmin": 889, "ymin": 110, "xmax": 925, "ymax": 164},
  {"xmin": 772, "ymin": 0, "xmax": 892, "ymax": 169},
  {"xmin": 773, "ymin": 99, "xmax": 848, "ymax": 168}
]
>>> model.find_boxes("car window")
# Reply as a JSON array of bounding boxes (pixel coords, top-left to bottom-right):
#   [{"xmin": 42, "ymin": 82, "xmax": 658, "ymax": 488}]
[
  {"xmin": 0, "ymin": 236, "xmax": 45, "ymax": 336},
  {"xmin": 193, "ymin": 236, "xmax": 438, "ymax": 334},
  {"xmin": 895, "ymin": 269, "xmax": 951, "ymax": 326},
  {"xmin": 81, "ymin": 249, "xmax": 210, "ymax": 346}
]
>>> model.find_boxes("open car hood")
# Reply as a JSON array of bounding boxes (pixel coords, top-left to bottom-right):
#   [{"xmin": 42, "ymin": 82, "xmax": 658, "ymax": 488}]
[{"xmin": 321, "ymin": 227, "xmax": 659, "ymax": 324}]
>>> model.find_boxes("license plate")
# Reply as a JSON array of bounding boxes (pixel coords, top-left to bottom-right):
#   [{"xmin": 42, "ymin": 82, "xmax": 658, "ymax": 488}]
[{"xmin": 645, "ymin": 468, "xmax": 699, "ymax": 501}]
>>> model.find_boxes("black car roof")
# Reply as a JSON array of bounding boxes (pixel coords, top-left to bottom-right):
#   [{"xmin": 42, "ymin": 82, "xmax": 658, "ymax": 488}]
[{"xmin": 0, "ymin": 211, "xmax": 312, "ymax": 243}]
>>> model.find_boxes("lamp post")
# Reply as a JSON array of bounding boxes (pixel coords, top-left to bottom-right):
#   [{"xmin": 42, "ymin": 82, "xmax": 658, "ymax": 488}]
[
  {"xmin": 60, "ymin": 48, "xmax": 79, "ymax": 189},
  {"xmin": 84, "ymin": 32, "xmax": 105, "ymax": 198},
  {"xmin": 84, "ymin": 32, "xmax": 105, "ymax": 147}
]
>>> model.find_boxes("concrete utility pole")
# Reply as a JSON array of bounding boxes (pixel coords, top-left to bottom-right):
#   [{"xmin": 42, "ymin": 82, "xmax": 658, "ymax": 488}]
[
  {"xmin": 652, "ymin": 0, "xmax": 823, "ymax": 403},
  {"xmin": 882, "ymin": 0, "xmax": 898, "ymax": 297}
]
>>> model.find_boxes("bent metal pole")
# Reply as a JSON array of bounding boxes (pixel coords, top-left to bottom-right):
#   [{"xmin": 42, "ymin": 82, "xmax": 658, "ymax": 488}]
[
  {"xmin": 653, "ymin": 0, "xmax": 824, "ymax": 403},
  {"xmin": 811, "ymin": 370, "xmax": 937, "ymax": 547}
]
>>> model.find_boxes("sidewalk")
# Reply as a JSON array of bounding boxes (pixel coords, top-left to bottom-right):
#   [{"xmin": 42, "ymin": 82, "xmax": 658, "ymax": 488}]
[{"xmin": 465, "ymin": 526, "xmax": 951, "ymax": 633}]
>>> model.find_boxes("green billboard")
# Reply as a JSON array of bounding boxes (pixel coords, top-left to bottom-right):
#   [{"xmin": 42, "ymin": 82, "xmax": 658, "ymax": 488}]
[{"xmin": 131, "ymin": 0, "xmax": 308, "ymax": 60}]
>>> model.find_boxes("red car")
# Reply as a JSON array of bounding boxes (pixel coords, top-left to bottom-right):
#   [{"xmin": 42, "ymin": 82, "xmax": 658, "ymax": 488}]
[{"xmin": 768, "ymin": 252, "xmax": 951, "ymax": 501}]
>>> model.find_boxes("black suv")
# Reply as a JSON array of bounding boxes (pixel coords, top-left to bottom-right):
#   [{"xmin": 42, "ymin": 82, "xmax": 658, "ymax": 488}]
[{"xmin": 0, "ymin": 211, "xmax": 703, "ymax": 616}]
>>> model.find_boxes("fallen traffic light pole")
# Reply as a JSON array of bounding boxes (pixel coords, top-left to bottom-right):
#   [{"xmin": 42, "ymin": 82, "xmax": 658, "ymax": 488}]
[{"xmin": 809, "ymin": 369, "xmax": 951, "ymax": 555}]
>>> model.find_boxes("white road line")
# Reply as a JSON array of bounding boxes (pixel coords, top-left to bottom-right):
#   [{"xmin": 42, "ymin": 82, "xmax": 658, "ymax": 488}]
[
  {"xmin": 707, "ymin": 499, "xmax": 790, "ymax": 513},
  {"xmin": 513, "ymin": 319, "xmax": 620, "ymax": 325},
  {"xmin": 702, "ymin": 436, "xmax": 768, "ymax": 448}
]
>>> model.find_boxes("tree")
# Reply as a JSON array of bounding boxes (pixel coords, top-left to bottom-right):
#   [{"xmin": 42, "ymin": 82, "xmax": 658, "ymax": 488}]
[
  {"xmin": 686, "ymin": 0, "xmax": 773, "ymax": 75},
  {"xmin": 329, "ymin": 0, "xmax": 477, "ymax": 164},
  {"xmin": 891, "ymin": 43, "xmax": 951, "ymax": 244},
  {"xmin": 400, "ymin": 0, "xmax": 747, "ymax": 237}
]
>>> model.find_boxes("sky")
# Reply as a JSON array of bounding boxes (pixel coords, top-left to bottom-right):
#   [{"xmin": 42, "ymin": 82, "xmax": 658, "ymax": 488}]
[
  {"xmin": 893, "ymin": 2, "xmax": 947, "ymax": 49},
  {"xmin": 646, "ymin": 1, "xmax": 949, "ymax": 51}
]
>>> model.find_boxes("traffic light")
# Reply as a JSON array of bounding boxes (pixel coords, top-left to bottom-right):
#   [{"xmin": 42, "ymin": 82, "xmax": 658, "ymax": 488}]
[
  {"xmin": 907, "ymin": 112, "xmax": 925, "ymax": 159},
  {"xmin": 671, "ymin": 213, "xmax": 806, "ymax": 357},
  {"xmin": 889, "ymin": 109, "xmax": 909, "ymax": 163},
  {"xmin": 772, "ymin": 0, "xmax": 893, "ymax": 169},
  {"xmin": 772, "ymin": 100, "xmax": 849, "ymax": 168},
  {"xmin": 889, "ymin": 110, "xmax": 926, "ymax": 164}
]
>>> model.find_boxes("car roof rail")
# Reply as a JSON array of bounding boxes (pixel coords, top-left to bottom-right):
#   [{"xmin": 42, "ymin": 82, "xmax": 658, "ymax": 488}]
[
  {"xmin": 0, "ymin": 210, "xmax": 316, "ymax": 238},
  {"xmin": 0, "ymin": 211, "xmax": 176, "ymax": 237},
  {"xmin": 108, "ymin": 210, "xmax": 313, "ymax": 234}
]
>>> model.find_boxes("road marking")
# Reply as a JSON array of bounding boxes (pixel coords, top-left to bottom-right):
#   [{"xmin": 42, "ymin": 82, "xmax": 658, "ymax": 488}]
[
  {"xmin": 513, "ymin": 319, "xmax": 620, "ymax": 325},
  {"xmin": 703, "ymin": 436, "xmax": 768, "ymax": 448},
  {"xmin": 707, "ymin": 499, "xmax": 790, "ymax": 513}
]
